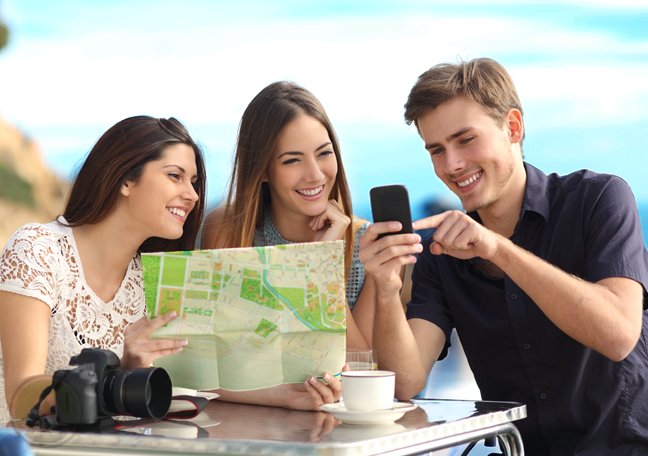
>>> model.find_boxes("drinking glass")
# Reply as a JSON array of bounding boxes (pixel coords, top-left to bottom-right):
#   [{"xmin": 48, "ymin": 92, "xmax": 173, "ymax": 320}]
[{"xmin": 344, "ymin": 348, "xmax": 378, "ymax": 371}]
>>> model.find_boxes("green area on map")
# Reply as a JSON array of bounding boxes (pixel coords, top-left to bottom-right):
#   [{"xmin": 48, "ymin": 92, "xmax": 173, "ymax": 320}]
[{"xmin": 142, "ymin": 241, "xmax": 346, "ymax": 391}]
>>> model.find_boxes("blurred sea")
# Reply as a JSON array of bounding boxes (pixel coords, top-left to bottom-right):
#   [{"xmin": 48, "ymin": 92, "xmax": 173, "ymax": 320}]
[
  {"xmin": 32, "ymin": 121, "xmax": 648, "ymax": 249},
  {"xmin": 354, "ymin": 200, "xmax": 648, "ymax": 248},
  {"xmin": 640, "ymin": 203, "xmax": 648, "ymax": 247}
]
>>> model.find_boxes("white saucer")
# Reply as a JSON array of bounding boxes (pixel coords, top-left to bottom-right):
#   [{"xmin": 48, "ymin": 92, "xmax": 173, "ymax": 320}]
[{"xmin": 319, "ymin": 402, "xmax": 417, "ymax": 425}]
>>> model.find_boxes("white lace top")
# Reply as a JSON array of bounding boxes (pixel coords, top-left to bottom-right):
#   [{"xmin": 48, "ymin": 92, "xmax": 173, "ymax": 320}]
[{"xmin": 0, "ymin": 218, "xmax": 145, "ymax": 421}]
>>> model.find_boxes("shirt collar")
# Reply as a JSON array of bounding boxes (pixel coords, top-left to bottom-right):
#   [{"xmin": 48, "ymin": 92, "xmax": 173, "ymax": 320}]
[
  {"xmin": 466, "ymin": 162, "xmax": 550, "ymax": 234},
  {"xmin": 520, "ymin": 162, "xmax": 550, "ymax": 223}
]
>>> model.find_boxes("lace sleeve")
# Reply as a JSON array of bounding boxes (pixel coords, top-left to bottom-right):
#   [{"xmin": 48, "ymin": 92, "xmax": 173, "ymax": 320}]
[{"xmin": 0, "ymin": 224, "xmax": 59, "ymax": 309}]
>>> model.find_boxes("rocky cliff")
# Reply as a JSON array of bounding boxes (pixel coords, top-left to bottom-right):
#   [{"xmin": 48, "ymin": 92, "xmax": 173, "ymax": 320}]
[{"xmin": 0, "ymin": 115, "xmax": 69, "ymax": 247}]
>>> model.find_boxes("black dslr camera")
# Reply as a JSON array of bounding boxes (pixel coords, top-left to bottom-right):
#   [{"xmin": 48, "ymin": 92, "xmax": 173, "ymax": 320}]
[{"xmin": 29, "ymin": 348, "xmax": 172, "ymax": 430}]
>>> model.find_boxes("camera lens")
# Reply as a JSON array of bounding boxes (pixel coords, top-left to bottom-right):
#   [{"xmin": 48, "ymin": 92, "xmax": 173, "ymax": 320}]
[{"xmin": 104, "ymin": 368, "xmax": 172, "ymax": 420}]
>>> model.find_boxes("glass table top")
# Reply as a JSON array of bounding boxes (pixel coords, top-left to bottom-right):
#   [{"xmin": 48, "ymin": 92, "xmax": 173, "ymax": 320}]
[{"xmin": 6, "ymin": 399, "xmax": 526, "ymax": 456}]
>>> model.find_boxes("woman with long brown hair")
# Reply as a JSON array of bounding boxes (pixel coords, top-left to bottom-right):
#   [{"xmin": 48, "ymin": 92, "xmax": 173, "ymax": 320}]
[
  {"xmin": 202, "ymin": 81, "xmax": 374, "ymax": 351},
  {"xmin": 0, "ymin": 116, "xmax": 206, "ymax": 421}
]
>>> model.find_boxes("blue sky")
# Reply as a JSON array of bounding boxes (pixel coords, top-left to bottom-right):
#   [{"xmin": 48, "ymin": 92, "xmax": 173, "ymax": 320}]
[{"xmin": 0, "ymin": 0, "xmax": 647, "ymax": 223}]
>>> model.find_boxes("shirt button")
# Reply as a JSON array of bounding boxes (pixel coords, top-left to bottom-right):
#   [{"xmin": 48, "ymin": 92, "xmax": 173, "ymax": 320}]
[
  {"xmin": 523, "ymin": 343, "xmax": 531, "ymax": 350},
  {"xmin": 510, "ymin": 293, "xmax": 518, "ymax": 300},
  {"xmin": 540, "ymin": 393, "xmax": 548, "ymax": 400}
]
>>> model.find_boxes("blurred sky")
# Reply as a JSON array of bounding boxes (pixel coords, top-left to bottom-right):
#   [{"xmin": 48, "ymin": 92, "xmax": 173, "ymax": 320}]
[{"xmin": 0, "ymin": 0, "xmax": 647, "ymax": 223}]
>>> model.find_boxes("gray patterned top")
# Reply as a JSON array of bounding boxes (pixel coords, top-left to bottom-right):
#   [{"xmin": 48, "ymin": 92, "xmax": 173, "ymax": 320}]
[{"xmin": 253, "ymin": 209, "xmax": 369, "ymax": 310}]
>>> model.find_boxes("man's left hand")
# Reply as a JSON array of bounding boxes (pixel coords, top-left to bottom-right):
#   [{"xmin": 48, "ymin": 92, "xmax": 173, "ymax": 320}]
[{"xmin": 413, "ymin": 210, "xmax": 501, "ymax": 261}]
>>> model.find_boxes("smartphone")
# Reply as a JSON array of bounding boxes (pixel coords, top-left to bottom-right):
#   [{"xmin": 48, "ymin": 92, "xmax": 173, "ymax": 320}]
[{"xmin": 370, "ymin": 185, "xmax": 414, "ymax": 239}]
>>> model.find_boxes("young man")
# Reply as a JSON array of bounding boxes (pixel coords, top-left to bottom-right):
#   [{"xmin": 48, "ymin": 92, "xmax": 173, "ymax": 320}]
[{"xmin": 359, "ymin": 58, "xmax": 648, "ymax": 455}]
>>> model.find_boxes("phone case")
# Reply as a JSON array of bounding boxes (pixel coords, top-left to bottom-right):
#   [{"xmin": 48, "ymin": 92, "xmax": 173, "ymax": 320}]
[{"xmin": 370, "ymin": 185, "xmax": 413, "ymax": 238}]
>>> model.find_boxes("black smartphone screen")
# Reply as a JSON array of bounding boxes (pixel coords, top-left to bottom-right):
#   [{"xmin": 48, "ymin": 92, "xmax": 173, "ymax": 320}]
[{"xmin": 370, "ymin": 185, "xmax": 413, "ymax": 239}]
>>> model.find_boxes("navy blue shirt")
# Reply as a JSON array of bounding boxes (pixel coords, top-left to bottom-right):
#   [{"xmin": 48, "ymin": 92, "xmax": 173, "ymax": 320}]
[{"xmin": 407, "ymin": 163, "xmax": 648, "ymax": 455}]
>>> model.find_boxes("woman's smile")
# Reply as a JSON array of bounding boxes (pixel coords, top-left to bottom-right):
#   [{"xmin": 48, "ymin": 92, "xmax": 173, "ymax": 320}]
[
  {"xmin": 166, "ymin": 206, "xmax": 188, "ymax": 220},
  {"xmin": 296, "ymin": 184, "xmax": 325, "ymax": 200}
]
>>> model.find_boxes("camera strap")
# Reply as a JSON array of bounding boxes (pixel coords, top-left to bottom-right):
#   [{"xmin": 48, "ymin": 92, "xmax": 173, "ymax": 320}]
[{"xmin": 25, "ymin": 371, "xmax": 66, "ymax": 429}]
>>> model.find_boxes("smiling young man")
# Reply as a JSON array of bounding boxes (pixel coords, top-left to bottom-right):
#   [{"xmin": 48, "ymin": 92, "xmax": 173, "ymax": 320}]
[{"xmin": 359, "ymin": 58, "xmax": 648, "ymax": 455}]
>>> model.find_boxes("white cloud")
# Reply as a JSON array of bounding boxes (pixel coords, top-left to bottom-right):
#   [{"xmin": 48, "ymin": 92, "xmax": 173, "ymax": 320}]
[
  {"xmin": 512, "ymin": 65, "xmax": 648, "ymax": 129},
  {"xmin": 0, "ymin": 12, "xmax": 646, "ymax": 133},
  {"xmin": 428, "ymin": 0, "xmax": 648, "ymax": 6}
]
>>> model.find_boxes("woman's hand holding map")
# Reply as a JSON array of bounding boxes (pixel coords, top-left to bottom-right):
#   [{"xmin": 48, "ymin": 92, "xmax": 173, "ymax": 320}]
[{"xmin": 121, "ymin": 312, "xmax": 189, "ymax": 370}]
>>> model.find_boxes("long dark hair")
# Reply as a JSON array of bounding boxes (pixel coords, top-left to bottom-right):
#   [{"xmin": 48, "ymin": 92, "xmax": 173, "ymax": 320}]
[
  {"xmin": 63, "ymin": 116, "xmax": 206, "ymax": 252},
  {"xmin": 212, "ymin": 81, "xmax": 355, "ymax": 279}
]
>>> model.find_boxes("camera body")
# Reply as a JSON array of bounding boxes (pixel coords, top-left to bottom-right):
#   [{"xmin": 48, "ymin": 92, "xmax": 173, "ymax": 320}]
[
  {"xmin": 53, "ymin": 362, "xmax": 100, "ymax": 425},
  {"xmin": 52, "ymin": 348, "xmax": 172, "ymax": 426}
]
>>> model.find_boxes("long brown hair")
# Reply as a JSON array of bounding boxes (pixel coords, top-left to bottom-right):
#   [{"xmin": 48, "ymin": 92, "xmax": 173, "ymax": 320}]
[
  {"xmin": 63, "ymin": 116, "xmax": 206, "ymax": 252},
  {"xmin": 213, "ymin": 81, "xmax": 355, "ymax": 278}
]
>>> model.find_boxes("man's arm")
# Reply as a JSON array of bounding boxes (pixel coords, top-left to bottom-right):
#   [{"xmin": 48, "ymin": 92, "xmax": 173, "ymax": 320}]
[
  {"xmin": 420, "ymin": 211, "xmax": 644, "ymax": 361},
  {"xmin": 358, "ymin": 222, "xmax": 446, "ymax": 400},
  {"xmin": 493, "ymin": 239, "xmax": 642, "ymax": 361},
  {"xmin": 347, "ymin": 274, "xmax": 374, "ymax": 349}
]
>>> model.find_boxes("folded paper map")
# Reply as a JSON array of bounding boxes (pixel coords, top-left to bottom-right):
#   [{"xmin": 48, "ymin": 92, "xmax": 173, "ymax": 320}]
[{"xmin": 142, "ymin": 241, "xmax": 346, "ymax": 391}]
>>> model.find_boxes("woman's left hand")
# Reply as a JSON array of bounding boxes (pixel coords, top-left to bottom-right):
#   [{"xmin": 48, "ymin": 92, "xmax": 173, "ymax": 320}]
[
  {"xmin": 121, "ymin": 312, "xmax": 188, "ymax": 369},
  {"xmin": 311, "ymin": 200, "xmax": 350, "ymax": 243}
]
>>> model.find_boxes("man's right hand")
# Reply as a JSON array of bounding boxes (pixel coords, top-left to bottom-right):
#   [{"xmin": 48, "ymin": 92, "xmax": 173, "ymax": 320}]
[
  {"xmin": 358, "ymin": 222, "xmax": 446, "ymax": 401},
  {"xmin": 358, "ymin": 221, "xmax": 423, "ymax": 296}
]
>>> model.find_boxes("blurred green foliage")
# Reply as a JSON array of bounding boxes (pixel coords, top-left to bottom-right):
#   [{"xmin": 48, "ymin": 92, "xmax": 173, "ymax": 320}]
[
  {"xmin": 0, "ymin": 21, "xmax": 8, "ymax": 52},
  {"xmin": 0, "ymin": 161, "xmax": 36, "ymax": 207}
]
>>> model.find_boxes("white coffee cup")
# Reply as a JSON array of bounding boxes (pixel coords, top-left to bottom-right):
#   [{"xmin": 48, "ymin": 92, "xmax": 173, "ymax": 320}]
[{"xmin": 341, "ymin": 370, "xmax": 395, "ymax": 411}]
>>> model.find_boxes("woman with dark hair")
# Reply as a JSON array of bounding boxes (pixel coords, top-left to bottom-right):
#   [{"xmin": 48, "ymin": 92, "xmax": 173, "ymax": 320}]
[
  {"xmin": 201, "ymin": 82, "xmax": 375, "ymax": 408},
  {"xmin": 0, "ymin": 116, "xmax": 206, "ymax": 421}
]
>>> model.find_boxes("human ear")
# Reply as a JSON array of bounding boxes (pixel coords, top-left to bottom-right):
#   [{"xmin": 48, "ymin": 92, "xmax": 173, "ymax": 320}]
[
  {"xmin": 506, "ymin": 109, "xmax": 524, "ymax": 144},
  {"xmin": 120, "ymin": 181, "xmax": 133, "ymax": 197}
]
